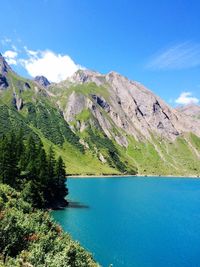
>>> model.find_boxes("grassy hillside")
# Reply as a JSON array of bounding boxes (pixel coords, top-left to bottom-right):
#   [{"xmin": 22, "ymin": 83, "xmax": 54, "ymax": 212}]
[
  {"xmin": 126, "ymin": 135, "xmax": 200, "ymax": 176},
  {"xmin": 0, "ymin": 79, "xmax": 127, "ymax": 175}
]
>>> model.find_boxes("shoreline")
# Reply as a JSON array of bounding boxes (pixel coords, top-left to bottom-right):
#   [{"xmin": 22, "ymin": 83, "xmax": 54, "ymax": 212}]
[{"xmin": 67, "ymin": 174, "xmax": 200, "ymax": 179}]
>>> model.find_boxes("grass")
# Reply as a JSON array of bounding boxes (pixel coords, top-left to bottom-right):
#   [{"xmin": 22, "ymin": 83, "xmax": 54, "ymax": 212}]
[
  {"xmin": 30, "ymin": 125, "xmax": 120, "ymax": 175},
  {"xmin": 75, "ymin": 109, "xmax": 91, "ymax": 121},
  {"xmin": 125, "ymin": 135, "xmax": 200, "ymax": 176}
]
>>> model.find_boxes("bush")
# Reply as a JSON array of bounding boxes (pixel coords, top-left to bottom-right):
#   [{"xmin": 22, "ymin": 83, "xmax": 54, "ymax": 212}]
[{"xmin": 0, "ymin": 184, "xmax": 99, "ymax": 267}]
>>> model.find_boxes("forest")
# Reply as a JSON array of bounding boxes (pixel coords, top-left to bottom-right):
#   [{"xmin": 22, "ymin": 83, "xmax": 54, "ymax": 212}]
[{"xmin": 0, "ymin": 131, "xmax": 98, "ymax": 266}]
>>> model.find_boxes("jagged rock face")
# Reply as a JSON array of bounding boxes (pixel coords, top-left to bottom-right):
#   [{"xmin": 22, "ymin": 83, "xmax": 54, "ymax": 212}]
[
  {"xmin": 64, "ymin": 92, "xmax": 88, "ymax": 122},
  {"xmin": 0, "ymin": 74, "xmax": 9, "ymax": 89},
  {"xmin": 12, "ymin": 93, "xmax": 23, "ymax": 110},
  {"xmin": 0, "ymin": 53, "xmax": 11, "ymax": 75},
  {"xmin": 34, "ymin": 76, "xmax": 50, "ymax": 87},
  {"xmin": 69, "ymin": 69, "xmax": 105, "ymax": 86},
  {"xmin": 91, "ymin": 94, "xmax": 110, "ymax": 112},
  {"xmin": 104, "ymin": 72, "xmax": 182, "ymax": 140},
  {"xmin": 63, "ymin": 91, "xmax": 129, "ymax": 146},
  {"xmin": 61, "ymin": 70, "xmax": 200, "ymax": 144},
  {"xmin": 24, "ymin": 82, "xmax": 31, "ymax": 89},
  {"xmin": 0, "ymin": 53, "xmax": 11, "ymax": 89}
]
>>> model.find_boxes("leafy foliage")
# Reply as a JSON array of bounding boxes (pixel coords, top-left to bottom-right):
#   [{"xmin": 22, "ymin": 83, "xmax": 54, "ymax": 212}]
[{"xmin": 0, "ymin": 184, "xmax": 99, "ymax": 267}]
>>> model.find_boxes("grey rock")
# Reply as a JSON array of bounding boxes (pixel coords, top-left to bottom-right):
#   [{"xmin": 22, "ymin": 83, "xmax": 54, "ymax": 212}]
[
  {"xmin": 24, "ymin": 82, "xmax": 31, "ymax": 89},
  {"xmin": 55, "ymin": 69, "xmax": 200, "ymax": 147},
  {"xmin": 0, "ymin": 74, "xmax": 9, "ymax": 89},
  {"xmin": 98, "ymin": 152, "xmax": 107, "ymax": 163},
  {"xmin": 34, "ymin": 76, "xmax": 50, "ymax": 87},
  {"xmin": 12, "ymin": 93, "xmax": 23, "ymax": 110},
  {"xmin": 69, "ymin": 69, "xmax": 105, "ymax": 86},
  {"xmin": 91, "ymin": 94, "xmax": 110, "ymax": 112},
  {"xmin": 0, "ymin": 53, "xmax": 12, "ymax": 75},
  {"xmin": 0, "ymin": 53, "xmax": 12, "ymax": 89}
]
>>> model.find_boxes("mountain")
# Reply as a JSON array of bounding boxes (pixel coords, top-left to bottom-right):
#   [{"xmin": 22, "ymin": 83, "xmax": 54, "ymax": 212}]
[
  {"xmin": 176, "ymin": 104, "xmax": 200, "ymax": 120},
  {"xmin": 34, "ymin": 75, "xmax": 51, "ymax": 87},
  {"xmin": 0, "ymin": 52, "xmax": 12, "ymax": 89},
  {"xmin": 0, "ymin": 54, "xmax": 200, "ymax": 176}
]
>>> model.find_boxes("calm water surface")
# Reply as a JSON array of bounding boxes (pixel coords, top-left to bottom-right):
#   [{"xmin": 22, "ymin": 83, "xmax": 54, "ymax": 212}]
[{"xmin": 52, "ymin": 177, "xmax": 200, "ymax": 267}]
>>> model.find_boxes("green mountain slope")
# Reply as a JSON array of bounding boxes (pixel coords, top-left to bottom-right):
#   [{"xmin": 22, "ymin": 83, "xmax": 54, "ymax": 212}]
[
  {"xmin": 0, "ymin": 73, "xmax": 127, "ymax": 175},
  {"xmin": 0, "ymin": 55, "xmax": 200, "ymax": 176}
]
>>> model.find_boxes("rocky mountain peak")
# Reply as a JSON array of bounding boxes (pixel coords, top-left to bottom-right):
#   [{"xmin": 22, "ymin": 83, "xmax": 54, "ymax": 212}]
[
  {"xmin": 0, "ymin": 53, "xmax": 12, "ymax": 89},
  {"xmin": 61, "ymin": 67, "xmax": 200, "ymax": 143},
  {"xmin": 34, "ymin": 75, "xmax": 50, "ymax": 87},
  {"xmin": 68, "ymin": 69, "xmax": 104, "ymax": 86},
  {"xmin": 0, "ymin": 52, "xmax": 12, "ymax": 75},
  {"xmin": 106, "ymin": 71, "xmax": 124, "ymax": 78}
]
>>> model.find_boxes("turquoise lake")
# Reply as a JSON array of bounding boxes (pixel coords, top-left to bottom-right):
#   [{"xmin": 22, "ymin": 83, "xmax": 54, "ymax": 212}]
[{"xmin": 52, "ymin": 177, "xmax": 200, "ymax": 267}]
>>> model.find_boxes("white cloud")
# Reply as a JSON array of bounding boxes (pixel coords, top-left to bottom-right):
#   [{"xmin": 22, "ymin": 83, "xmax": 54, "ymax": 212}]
[
  {"xmin": 20, "ymin": 49, "xmax": 82, "ymax": 82},
  {"xmin": 175, "ymin": 92, "xmax": 199, "ymax": 105},
  {"xmin": 3, "ymin": 50, "xmax": 18, "ymax": 65},
  {"xmin": 147, "ymin": 42, "xmax": 200, "ymax": 70}
]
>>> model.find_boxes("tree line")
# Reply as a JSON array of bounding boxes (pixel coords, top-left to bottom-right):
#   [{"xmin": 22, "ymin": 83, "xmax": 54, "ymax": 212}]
[{"xmin": 0, "ymin": 130, "xmax": 68, "ymax": 208}]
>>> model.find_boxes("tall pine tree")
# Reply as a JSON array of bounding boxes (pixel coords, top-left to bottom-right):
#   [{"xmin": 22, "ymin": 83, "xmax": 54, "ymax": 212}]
[
  {"xmin": 55, "ymin": 156, "xmax": 68, "ymax": 203},
  {"xmin": 0, "ymin": 132, "xmax": 19, "ymax": 187}
]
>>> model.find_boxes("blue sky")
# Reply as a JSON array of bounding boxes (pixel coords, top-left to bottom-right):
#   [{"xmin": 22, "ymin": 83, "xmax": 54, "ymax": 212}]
[{"xmin": 0, "ymin": 0, "xmax": 200, "ymax": 106}]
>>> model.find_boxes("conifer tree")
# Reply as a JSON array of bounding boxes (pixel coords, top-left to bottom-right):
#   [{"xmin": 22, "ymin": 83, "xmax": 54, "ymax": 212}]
[
  {"xmin": 0, "ymin": 131, "xmax": 68, "ymax": 208},
  {"xmin": 0, "ymin": 135, "xmax": 11, "ymax": 184},
  {"xmin": 46, "ymin": 146, "xmax": 56, "ymax": 203},
  {"xmin": 0, "ymin": 133, "xmax": 19, "ymax": 187},
  {"xmin": 55, "ymin": 156, "xmax": 68, "ymax": 201}
]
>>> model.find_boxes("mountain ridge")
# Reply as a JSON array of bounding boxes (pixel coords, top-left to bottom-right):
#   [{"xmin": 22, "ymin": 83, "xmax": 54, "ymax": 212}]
[
  {"xmin": 176, "ymin": 104, "xmax": 200, "ymax": 119},
  {"xmin": 0, "ymin": 54, "xmax": 200, "ymax": 176}
]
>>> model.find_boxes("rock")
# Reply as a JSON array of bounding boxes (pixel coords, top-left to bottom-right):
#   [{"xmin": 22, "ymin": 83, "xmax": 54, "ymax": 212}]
[
  {"xmin": 91, "ymin": 94, "xmax": 110, "ymax": 112},
  {"xmin": 115, "ymin": 135, "xmax": 128, "ymax": 147},
  {"xmin": 0, "ymin": 53, "xmax": 12, "ymax": 75},
  {"xmin": 12, "ymin": 93, "xmax": 23, "ymax": 110},
  {"xmin": 0, "ymin": 53, "xmax": 12, "ymax": 89},
  {"xmin": 64, "ymin": 92, "xmax": 88, "ymax": 122},
  {"xmin": 55, "ymin": 69, "xmax": 200, "ymax": 146},
  {"xmin": 34, "ymin": 76, "xmax": 50, "ymax": 87},
  {"xmin": 69, "ymin": 69, "xmax": 105, "ymax": 86},
  {"xmin": 79, "ymin": 139, "xmax": 89, "ymax": 149},
  {"xmin": 0, "ymin": 74, "xmax": 9, "ymax": 89},
  {"xmin": 24, "ymin": 82, "xmax": 31, "ymax": 89},
  {"xmin": 99, "ymin": 152, "xmax": 107, "ymax": 163}
]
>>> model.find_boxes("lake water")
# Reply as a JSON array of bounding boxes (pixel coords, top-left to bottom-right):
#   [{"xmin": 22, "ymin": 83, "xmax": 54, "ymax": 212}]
[{"xmin": 52, "ymin": 177, "xmax": 200, "ymax": 267}]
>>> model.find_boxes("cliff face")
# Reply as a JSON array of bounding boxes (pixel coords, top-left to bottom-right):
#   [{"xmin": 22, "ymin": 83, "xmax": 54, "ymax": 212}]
[
  {"xmin": 56, "ymin": 70, "xmax": 200, "ymax": 145},
  {"xmin": 0, "ymin": 53, "xmax": 11, "ymax": 89},
  {"xmin": 34, "ymin": 75, "xmax": 50, "ymax": 87}
]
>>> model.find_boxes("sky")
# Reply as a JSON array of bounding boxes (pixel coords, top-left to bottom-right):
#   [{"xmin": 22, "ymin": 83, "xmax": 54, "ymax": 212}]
[{"xmin": 0, "ymin": 0, "xmax": 200, "ymax": 106}]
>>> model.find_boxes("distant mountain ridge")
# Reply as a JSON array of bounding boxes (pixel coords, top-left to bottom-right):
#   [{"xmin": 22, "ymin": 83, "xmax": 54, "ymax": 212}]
[
  {"xmin": 0, "ymin": 53, "xmax": 200, "ymax": 176},
  {"xmin": 176, "ymin": 104, "xmax": 200, "ymax": 119}
]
